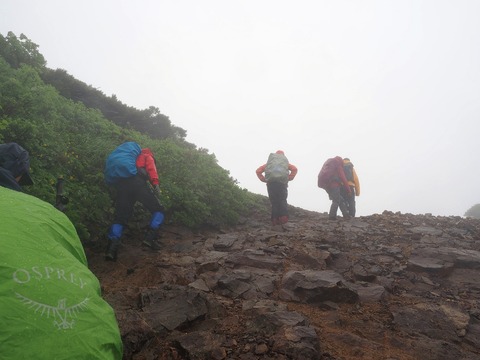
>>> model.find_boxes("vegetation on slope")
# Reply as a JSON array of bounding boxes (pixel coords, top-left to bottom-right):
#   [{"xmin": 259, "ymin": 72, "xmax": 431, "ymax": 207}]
[
  {"xmin": 0, "ymin": 31, "xmax": 264, "ymax": 241},
  {"xmin": 465, "ymin": 204, "xmax": 480, "ymax": 219}
]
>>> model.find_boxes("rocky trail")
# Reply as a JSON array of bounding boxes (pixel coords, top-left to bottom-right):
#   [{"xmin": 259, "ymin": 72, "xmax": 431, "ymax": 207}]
[{"xmin": 85, "ymin": 207, "xmax": 480, "ymax": 360}]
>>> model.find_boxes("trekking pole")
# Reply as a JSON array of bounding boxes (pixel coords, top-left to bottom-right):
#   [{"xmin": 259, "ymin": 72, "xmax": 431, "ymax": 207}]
[
  {"xmin": 55, "ymin": 177, "xmax": 69, "ymax": 212},
  {"xmin": 147, "ymin": 181, "xmax": 163, "ymax": 206}
]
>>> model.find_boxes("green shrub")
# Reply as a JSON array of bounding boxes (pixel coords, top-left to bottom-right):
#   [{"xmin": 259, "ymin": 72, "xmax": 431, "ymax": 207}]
[{"xmin": 0, "ymin": 40, "xmax": 265, "ymax": 241}]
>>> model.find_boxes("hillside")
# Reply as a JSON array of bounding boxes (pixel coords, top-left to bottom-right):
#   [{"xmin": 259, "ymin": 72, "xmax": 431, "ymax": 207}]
[
  {"xmin": 0, "ymin": 32, "xmax": 262, "ymax": 239},
  {"xmin": 86, "ymin": 208, "xmax": 480, "ymax": 360}
]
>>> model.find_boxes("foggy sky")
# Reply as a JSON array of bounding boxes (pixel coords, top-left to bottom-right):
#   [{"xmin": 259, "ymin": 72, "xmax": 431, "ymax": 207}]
[{"xmin": 1, "ymin": 0, "xmax": 479, "ymax": 217}]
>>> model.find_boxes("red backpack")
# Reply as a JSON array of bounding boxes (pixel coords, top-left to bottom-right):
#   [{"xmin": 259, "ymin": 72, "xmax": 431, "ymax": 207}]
[{"xmin": 317, "ymin": 157, "xmax": 340, "ymax": 189}]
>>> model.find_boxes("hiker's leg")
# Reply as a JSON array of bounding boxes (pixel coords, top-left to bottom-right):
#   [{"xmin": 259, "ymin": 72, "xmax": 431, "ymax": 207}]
[
  {"xmin": 132, "ymin": 176, "xmax": 165, "ymax": 249},
  {"xmin": 329, "ymin": 187, "xmax": 350, "ymax": 219},
  {"xmin": 348, "ymin": 186, "xmax": 356, "ymax": 217},
  {"xmin": 327, "ymin": 188, "xmax": 339, "ymax": 219},
  {"xmin": 329, "ymin": 202, "xmax": 338, "ymax": 219},
  {"xmin": 106, "ymin": 179, "xmax": 135, "ymax": 261},
  {"xmin": 143, "ymin": 211, "xmax": 164, "ymax": 250},
  {"xmin": 278, "ymin": 184, "xmax": 289, "ymax": 223},
  {"xmin": 113, "ymin": 178, "xmax": 137, "ymax": 225},
  {"xmin": 349, "ymin": 200, "xmax": 356, "ymax": 217},
  {"xmin": 337, "ymin": 192, "xmax": 351, "ymax": 219},
  {"xmin": 267, "ymin": 182, "xmax": 283, "ymax": 223},
  {"xmin": 339, "ymin": 187, "xmax": 350, "ymax": 214},
  {"xmin": 105, "ymin": 223, "xmax": 123, "ymax": 261}
]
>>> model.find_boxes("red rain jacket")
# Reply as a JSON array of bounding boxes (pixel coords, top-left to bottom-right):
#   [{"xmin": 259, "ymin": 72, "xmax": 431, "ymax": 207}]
[{"xmin": 136, "ymin": 148, "xmax": 159, "ymax": 185}]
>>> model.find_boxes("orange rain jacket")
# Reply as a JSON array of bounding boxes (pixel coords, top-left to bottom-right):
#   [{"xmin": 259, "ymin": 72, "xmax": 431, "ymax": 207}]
[{"xmin": 256, "ymin": 163, "xmax": 298, "ymax": 183}]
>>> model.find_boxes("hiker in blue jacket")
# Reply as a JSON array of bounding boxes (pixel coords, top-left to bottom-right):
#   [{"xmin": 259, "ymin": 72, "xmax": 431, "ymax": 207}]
[{"xmin": 104, "ymin": 142, "xmax": 165, "ymax": 262}]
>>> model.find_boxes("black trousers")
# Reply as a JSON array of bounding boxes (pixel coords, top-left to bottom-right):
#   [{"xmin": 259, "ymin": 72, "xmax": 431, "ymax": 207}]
[
  {"xmin": 267, "ymin": 181, "xmax": 288, "ymax": 220},
  {"xmin": 341, "ymin": 185, "xmax": 356, "ymax": 217},
  {"xmin": 326, "ymin": 186, "xmax": 349, "ymax": 219},
  {"xmin": 113, "ymin": 175, "xmax": 163, "ymax": 225}
]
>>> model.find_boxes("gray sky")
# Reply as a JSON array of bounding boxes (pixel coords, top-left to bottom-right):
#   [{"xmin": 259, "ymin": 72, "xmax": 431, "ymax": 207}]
[{"xmin": 2, "ymin": 0, "xmax": 479, "ymax": 217}]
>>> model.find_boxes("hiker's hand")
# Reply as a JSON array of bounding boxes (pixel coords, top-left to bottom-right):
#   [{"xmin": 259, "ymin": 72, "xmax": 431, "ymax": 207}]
[
  {"xmin": 345, "ymin": 185, "xmax": 352, "ymax": 194},
  {"xmin": 153, "ymin": 184, "xmax": 161, "ymax": 196}
]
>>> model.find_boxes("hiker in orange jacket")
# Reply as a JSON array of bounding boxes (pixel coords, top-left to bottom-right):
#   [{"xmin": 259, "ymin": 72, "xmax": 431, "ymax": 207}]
[
  {"xmin": 341, "ymin": 158, "xmax": 360, "ymax": 217},
  {"xmin": 256, "ymin": 150, "xmax": 297, "ymax": 225},
  {"xmin": 317, "ymin": 156, "xmax": 351, "ymax": 220}
]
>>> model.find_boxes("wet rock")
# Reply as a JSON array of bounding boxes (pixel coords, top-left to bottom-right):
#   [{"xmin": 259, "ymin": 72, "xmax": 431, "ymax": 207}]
[
  {"xmin": 464, "ymin": 317, "xmax": 480, "ymax": 349},
  {"xmin": 410, "ymin": 225, "xmax": 443, "ymax": 236},
  {"xmin": 408, "ymin": 247, "xmax": 480, "ymax": 277},
  {"xmin": 254, "ymin": 343, "xmax": 268, "ymax": 355},
  {"xmin": 139, "ymin": 286, "xmax": 223, "ymax": 332},
  {"xmin": 214, "ymin": 273, "xmax": 255, "ymax": 299},
  {"xmin": 225, "ymin": 249, "xmax": 283, "ymax": 270},
  {"xmin": 86, "ymin": 209, "xmax": 480, "ymax": 359},
  {"xmin": 188, "ymin": 278, "xmax": 210, "ymax": 292},
  {"xmin": 350, "ymin": 282, "xmax": 386, "ymax": 303},
  {"xmin": 392, "ymin": 302, "xmax": 469, "ymax": 343},
  {"xmin": 213, "ymin": 233, "xmax": 241, "ymax": 251},
  {"xmin": 407, "ymin": 255, "xmax": 455, "ymax": 275},
  {"xmin": 352, "ymin": 263, "xmax": 377, "ymax": 282},
  {"xmin": 289, "ymin": 248, "xmax": 326, "ymax": 270},
  {"xmin": 279, "ymin": 270, "xmax": 359, "ymax": 304},
  {"xmin": 271, "ymin": 326, "xmax": 321, "ymax": 359},
  {"xmin": 174, "ymin": 331, "xmax": 227, "ymax": 359}
]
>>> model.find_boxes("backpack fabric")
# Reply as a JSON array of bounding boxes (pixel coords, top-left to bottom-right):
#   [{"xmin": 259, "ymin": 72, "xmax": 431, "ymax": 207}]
[
  {"xmin": 343, "ymin": 162, "xmax": 354, "ymax": 182},
  {"xmin": 0, "ymin": 187, "xmax": 123, "ymax": 359},
  {"xmin": 0, "ymin": 167, "xmax": 20, "ymax": 191},
  {"xmin": 265, "ymin": 152, "xmax": 289, "ymax": 184},
  {"xmin": 104, "ymin": 142, "xmax": 142, "ymax": 184},
  {"xmin": 318, "ymin": 157, "xmax": 340, "ymax": 189},
  {"xmin": 0, "ymin": 143, "xmax": 33, "ymax": 190}
]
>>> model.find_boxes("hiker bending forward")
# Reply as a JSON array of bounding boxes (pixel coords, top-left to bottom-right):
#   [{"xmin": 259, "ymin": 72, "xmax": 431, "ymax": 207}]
[
  {"xmin": 317, "ymin": 156, "xmax": 352, "ymax": 220},
  {"xmin": 256, "ymin": 150, "xmax": 297, "ymax": 225},
  {"xmin": 105, "ymin": 142, "xmax": 165, "ymax": 262}
]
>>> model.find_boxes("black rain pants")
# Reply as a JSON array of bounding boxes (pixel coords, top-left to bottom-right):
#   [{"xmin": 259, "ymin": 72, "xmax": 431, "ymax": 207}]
[
  {"xmin": 267, "ymin": 181, "xmax": 289, "ymax": 220},
  {"xmin": 113, "ymin": 175, "xmax": 164, "ymax": 225}
]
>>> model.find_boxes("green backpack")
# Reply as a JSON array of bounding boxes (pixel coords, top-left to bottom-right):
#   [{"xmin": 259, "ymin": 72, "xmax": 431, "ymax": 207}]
[
  {"xmin": 265, "ymin": 152, "xmax": 289, "ymax": 184},
  {"xmin": 0, "ymin": 187, "xmax": 123, "ymax": 360}
]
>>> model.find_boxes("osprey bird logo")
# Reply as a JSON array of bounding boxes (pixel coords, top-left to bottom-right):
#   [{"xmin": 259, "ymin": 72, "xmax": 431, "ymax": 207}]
[{"xmin": 15, "ymin": 292, "xmax": 90, "ymax": 330}]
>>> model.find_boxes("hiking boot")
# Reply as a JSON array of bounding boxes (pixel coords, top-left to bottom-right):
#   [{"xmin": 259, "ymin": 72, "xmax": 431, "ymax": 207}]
[
  {"xmin": 142, "ymin": 229, "xmax": 162, "ymax": 251},
  {"xmin": 105, "ymin": 238, "xmax": 120, "ymax": 261}
]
